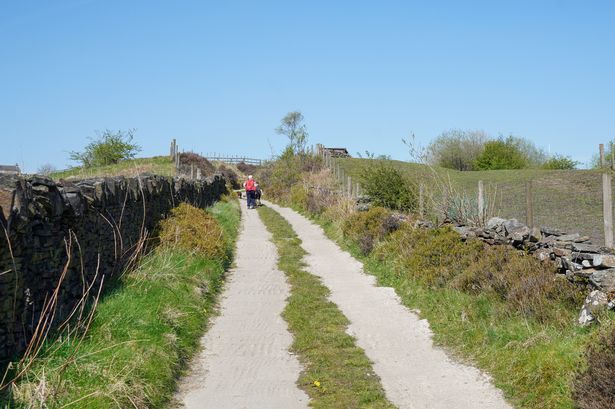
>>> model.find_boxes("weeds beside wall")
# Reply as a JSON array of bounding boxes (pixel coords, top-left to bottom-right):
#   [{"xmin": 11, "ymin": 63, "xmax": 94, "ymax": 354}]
[{"xmin": 0, "ymin": 174, "xmax": 227, "ymax": 365}]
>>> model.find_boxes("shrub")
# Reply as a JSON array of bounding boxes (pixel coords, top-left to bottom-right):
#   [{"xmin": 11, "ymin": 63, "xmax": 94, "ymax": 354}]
[
  {"xmin": 542, "ymin": 155, "xmax": 578, "ymax": 170},
  {"xmin": 573, "ymin": 326, "xmax": 615, "ymax": 409},
  {"xmin": 427, "ymin": 129, "xmax": 488, "ymax": 171},
  {"xmin": 359, "ymin": 164, "xmax": 417, "ymax": 211},
  {"xmin": 159, "ymin": 203, "xmax": 226, "ymax": 259},
  {"xmin": 473, "ymin": 137, "xmax": 528, "ymax": 170},
  {"xmin": 236, "ymin": 161, "xmax": 258, "ymax": 175},
  {"xmin": 372, "ymin": 226, "xmax": 585, "ymax": 324},
  {"xmin": 216, "ymin": 163, "xmax": 241, "ymax": 189},
  {"xmin": 69, "ymin": 129, "xmax": 141, "ymax": 168},
  {"xmin": 343, "ymin": 207, "xmax": 400, "ymax": 255}
]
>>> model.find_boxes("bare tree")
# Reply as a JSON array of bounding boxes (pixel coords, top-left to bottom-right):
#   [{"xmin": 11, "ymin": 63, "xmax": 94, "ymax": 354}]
[
  {"xmin": 275, "ymin": 111, "xmax": 308, "ymax": 154},
  {"xmin": 426, "ymin": 129, "xmax": 488, "ymax": 171},
  {"xmin": 37, "ymin": 163, "xmax": 57, "ymax": 176}
]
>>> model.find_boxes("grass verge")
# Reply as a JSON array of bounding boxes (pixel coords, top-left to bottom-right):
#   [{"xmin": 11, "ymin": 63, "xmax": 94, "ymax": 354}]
[
  {"xmin": 257, "ymin": 205, "xmax": 395, "ymax": 409},
  {"xmin": 4, "ymin": 199, "xmax": 240, "ymax": 408},
  {"xmin": 311, "ymin": 213, "xmax": 613, "ymax": 409}
]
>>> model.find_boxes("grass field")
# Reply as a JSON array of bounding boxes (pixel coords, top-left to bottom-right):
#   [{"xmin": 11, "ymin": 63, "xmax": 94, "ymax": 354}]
[
  {"xmin": 50, "ymin": 156, "xmax": 176, "ymax": 180},
  {"xmin": 258, "ymin": 205, "xmax": 395, "ymax": 408},
  {"xmin": 336, "ymin": 158, "xmax": 610, "ymax": 244}
]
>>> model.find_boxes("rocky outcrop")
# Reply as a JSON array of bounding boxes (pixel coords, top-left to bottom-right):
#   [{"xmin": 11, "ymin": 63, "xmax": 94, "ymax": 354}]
[{"xmin": 0, "ymin": 173, "xmax": 227, "ymax": 362}]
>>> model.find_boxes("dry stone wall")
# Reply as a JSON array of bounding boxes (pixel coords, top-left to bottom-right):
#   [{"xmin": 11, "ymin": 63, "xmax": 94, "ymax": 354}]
[{"xmin": 0, "ymin": 174, "xmax": 226, "ymax": 362}]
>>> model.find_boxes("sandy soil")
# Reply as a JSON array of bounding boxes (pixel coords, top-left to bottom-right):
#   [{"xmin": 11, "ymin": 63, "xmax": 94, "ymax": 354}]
[
  {"xmin": 267, "ymin": 201, "xmax": 511, "ymax": 409},
  {"xmin": 175, "ymin": 200, "xmax": 309, "ymax": 408}
]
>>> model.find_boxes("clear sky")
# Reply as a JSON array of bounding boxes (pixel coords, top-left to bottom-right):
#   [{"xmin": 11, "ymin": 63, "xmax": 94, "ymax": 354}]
[{"xmin": 1, "ymin": 0, "xmax": 614, "ymax": 172}]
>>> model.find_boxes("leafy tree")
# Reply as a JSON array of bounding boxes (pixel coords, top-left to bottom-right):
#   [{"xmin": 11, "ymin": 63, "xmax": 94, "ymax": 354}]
[
  {"xmin": 275, "ymin": 111, "xmax": 308, "ymax": 154},
  {"xmin": 473, "ymin": 137, "xmax": 528, "ymax": 170},
  {"xmin": 70, "ymin": 129, "xmax": 141, "ymax": 168},
  {"xmin": 359, "ymin": 164, "xmax": 417, "ymax": 211},
  {"xmin": 427, "ymin": 129, "xmax": 488, "ymax": 171},
  {"xmin": 542, "ymin": 155, "xmax": 578, "ymax": 170}
]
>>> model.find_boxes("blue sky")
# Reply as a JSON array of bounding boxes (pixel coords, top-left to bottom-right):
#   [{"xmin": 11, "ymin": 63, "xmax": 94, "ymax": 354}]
[{"xmin": 1, "ymin": 0, "xmax": 614, "ymax": 172}]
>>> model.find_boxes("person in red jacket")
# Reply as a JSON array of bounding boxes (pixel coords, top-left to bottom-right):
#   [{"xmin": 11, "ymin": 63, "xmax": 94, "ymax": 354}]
[{"xmin": 243, "ymin": 175, "xmax": 257, "ymax": 209}]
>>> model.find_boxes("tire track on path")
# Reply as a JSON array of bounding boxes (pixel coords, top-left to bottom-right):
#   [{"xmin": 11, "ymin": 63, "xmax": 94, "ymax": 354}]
[
  {"xmin": 266, "ymin": 201, "xmax": 511, "ymax": 409},
  {"xmin": 176, "ymin": 200, "xmax": 309, "ymax": 409}
]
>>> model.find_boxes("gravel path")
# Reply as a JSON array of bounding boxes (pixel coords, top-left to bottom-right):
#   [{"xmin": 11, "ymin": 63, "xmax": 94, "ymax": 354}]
[
  {"xmin": 266, "ymin": 201, "xmax": 512, "ymax": 409},
  {"xmin": 176, "ymin": 201, "xmax": 309, "ymax": 409}
]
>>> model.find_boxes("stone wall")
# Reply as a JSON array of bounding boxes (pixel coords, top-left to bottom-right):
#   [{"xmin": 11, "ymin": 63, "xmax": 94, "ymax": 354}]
[{"xmin": 0, "ymin": 174, "xmax": 227, "ymax": 362}]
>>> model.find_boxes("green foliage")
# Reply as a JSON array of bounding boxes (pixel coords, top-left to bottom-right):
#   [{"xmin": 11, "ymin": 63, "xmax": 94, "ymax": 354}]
[
  {"xmin": 427, "ymin": 129, "xmax": 488, "ymax": 171},
  {"xmin": 542, "ymin": 155, "xmax": 578, "ymax": 170},
  {"xmin": 342, "ymin": 207, "xmax": 399, "ymax": 255},
  {"xmin": 5, "ymin": 200, "xmax": 240, "ymax": 408},
  {"xmin": 276, "ymin": 111, "xmax": 309, "ymax": 154},
  {"xmin": 258, "ymin": 206, "xmax": 395, "ymax": 408},
  {"xmin": 359, "ymin": 163, "xmax": 417, "ymax": 211},
  {"xmin": 69, "ymin": 129, "xmax": 141, "ymax": 168},
  {"xmin": 159, "ymin": 203, "xmax": 228, "ymax": 260},
  {"xmin": 473, "ymin": 137, "xmax": 528, "ymax": 170}
]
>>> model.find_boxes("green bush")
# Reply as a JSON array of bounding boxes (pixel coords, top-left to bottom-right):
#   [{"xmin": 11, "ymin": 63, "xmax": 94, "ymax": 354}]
[
  {"xmin": 473, "ymin": 137, "xmax": 528, "ymax": 170},
  {"xmin": 542, "ymin": 155, "xmax": 578, "ymax": 170},
  {"xmin": 69, "ymin": 129, "xmax": 141, "ymax": 168},
  {"xmin": 342, "ymin": 207, "xmax": 400, "ymax": 255},
  {"xmin": 359, "ymin": 164, "xmax": 417, "ymax": 211}
]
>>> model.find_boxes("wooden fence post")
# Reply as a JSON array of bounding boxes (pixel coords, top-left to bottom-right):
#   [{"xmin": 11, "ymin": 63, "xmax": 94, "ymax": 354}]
[
  {"xmin": 478, "ymin": 180, "xmax": 484, "ymax": 225},
  {"xmin": 355, "ymin": 182, "xmax": 360, "ymax": 198},
  {"xmin": 600, "ymin": 143, "xmax": 606, "ymax": 167},
  {"xmin": 190, "ymin": 164, "xmax": 194, "ymax": 180},
  {"xmin": 347, "ymin": 176, "xmax": 352, "ymax": 197},
  {"xmin": 196, "ymin": 168, "xmax": 202, "ymax": 180},
  {"xmin": 603, "ymin": 172, "xmax": 614, "ymax": 248},
  {"xmin": 611, "ymin": 141, "xmax": 614, "ymax": 170},
  {"xmin": 419, "ymin": 183, "xmax": 424, "ymax": 219},
  {"xmin": 525, "ymin": 180, "xmax": 534, "ymax": 228}
]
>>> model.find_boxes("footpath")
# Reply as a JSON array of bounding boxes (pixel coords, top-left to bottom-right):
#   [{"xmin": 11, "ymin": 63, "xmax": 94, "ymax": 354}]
[{"xmin": 176, "ymin": 200, "xmax": 309, "ymax": 408}]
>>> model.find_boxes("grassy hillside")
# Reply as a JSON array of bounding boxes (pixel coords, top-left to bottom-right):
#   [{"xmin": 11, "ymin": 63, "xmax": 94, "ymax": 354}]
[
  {"xmin": 337, "ymin": 158, "xmax": 609, "ymax": 244},
  {"xmin": 50, "ymin": 156, "xmax": 176, "ymax": 180}
]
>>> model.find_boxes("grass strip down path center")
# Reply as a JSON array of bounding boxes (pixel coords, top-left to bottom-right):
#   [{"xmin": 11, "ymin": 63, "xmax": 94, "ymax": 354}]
[{"xmin": 258, "ymin": 205, "xmax": 395, "ymax": 409}]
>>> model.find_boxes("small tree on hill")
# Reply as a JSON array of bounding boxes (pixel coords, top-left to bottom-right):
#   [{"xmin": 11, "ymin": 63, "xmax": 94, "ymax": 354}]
[
  {"xmin": 70, "ymin": 129, "xmax": 141, "ymax": 168},
  {"xmin": 473, "ymin": 137, "xmax": 528, "ymax": 170},
  {"xmin": 275, "ymin": 111, "xmax": 308, "ymax": 154}
]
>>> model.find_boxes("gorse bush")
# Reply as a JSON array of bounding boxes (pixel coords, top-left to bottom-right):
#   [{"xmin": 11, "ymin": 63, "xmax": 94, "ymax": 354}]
[
  {"xmin": 359, "ymin": 164, "xmax": 417, "ymax": 211},
  {"xmin": 159, "ymin": 203, "xmax": 227, "ymax": 260},
  {"xmin": 70, "ymin": 129, "xmax": 141, "ymax": 168},
  {"xmin": 342, "ymin": 207, "xmax": 401, "ymax": 255},
  {"xmin": 373, "ymin": 226, "xmax": 585, "ymax": 325}
]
